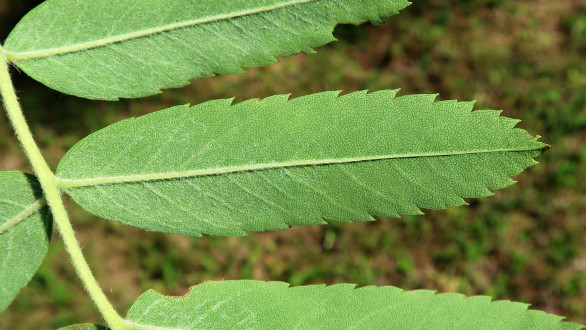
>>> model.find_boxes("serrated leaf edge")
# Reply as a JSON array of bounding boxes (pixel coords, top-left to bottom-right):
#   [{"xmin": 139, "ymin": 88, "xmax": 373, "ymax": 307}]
[
  {"xmin": 55, "ymin": 92, "xmax": 546, "ymax": 189},
  {"xmin": 125, "ymin": 281, "xmax": 583, "ymax": 330}
]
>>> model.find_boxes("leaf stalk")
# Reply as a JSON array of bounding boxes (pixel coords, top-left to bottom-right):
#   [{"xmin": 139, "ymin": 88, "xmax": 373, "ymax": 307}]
[{"xmin": 0, "ymin": 45, "xmax": 125, "ymax": 329}]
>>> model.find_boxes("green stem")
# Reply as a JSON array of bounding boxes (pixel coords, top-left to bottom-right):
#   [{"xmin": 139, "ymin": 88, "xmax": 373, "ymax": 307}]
[{"xmin": 0, "ymin": 46, "xmax": 125, "ymax": 329}]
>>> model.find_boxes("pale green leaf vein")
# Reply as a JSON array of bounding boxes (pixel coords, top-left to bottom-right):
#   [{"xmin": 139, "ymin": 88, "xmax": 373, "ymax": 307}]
[
  {"xmin": 55, "ymin": 147, "xmax": 543, "ymax": 189},
  {"xmin": 0, "ymin": 198, "xmax": 46, "ymax": 235},
  {"xmin": 4, "ymin": 0, "xmax": 316, "ymax": 61},
  {"xmin": 123, "ymin": 320, "xmax": 179, "ymax": 330}
]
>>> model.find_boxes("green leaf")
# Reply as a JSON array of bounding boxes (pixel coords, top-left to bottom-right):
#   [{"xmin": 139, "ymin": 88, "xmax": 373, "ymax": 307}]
[
  {"xmin": 56, "ymin": 90, "xmax": 547, "ymax": 237},
  {"xmin": 0, "ymin": 171, "xmax": 52, "ymax": 312},
  {"xmin": 58, "ymin": 324, "xmax": 108, "ymax": 330},
  {"xmin": 126, "ymin": 280, "xmax": 582, "ymax": 329},
  {"xmin": 3, "ymin": 0, "xmax": 410, "ymax": 100}
]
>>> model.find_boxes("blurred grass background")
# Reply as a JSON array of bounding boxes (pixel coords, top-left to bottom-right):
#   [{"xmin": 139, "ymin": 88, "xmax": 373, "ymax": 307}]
[{"xmin": 0, "ymin": 0, "xmax": 585, "ymax": 328}]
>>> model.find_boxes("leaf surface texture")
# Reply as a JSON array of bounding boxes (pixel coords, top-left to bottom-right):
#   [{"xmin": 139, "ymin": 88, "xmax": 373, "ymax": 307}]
[
  {"xmin": 0, "ymin": 171, "xmax": 51, "ymax": 312},
  {"xmin": 3, "ymin": 0, "xmax": 409, "ymax": 100},
  {"xmin": 125, "ymin": 280, "xmax": 581, "ymax": 329},
  {"xmin": 56, "ymin": 90, "xmax": 546, "ymax": 237}
]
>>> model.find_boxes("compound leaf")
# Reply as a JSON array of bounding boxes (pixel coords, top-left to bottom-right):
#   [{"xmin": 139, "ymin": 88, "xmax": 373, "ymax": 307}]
[
  {"xmin": 56, "ymin": 90, "xmax": 547, "ymax": 237},
  {"xmin": 125, "ymin": 280, "xmax": 581, "ymax": 329},
  {"xmin": 3, "ymin": 0, "xmax": 410, "ymax": 100},
  {"xmin": 0, "ymin": 171, "xmax": 51, "ymax": 312}
]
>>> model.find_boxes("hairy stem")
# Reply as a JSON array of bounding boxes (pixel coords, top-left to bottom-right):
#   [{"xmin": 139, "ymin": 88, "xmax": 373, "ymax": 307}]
[{"xmin": 0, "ymin": 45, "xmax": 125, "ymax": 329}]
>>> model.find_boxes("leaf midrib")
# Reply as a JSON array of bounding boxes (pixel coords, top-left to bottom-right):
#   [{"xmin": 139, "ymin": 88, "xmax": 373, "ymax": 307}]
[
  {"xmin": 0, "ymin": 198, "xmax": 46, "ymax": 235},
  {"xmin": 4, "ymin": 0, "xmax": 316, "ymax": 61},
  {"xmin": 124, "ymin": 320, "xmax": 180, "ymax": 330},
  {"xmin": 55, "ymin": 146, "xmax": 544, "ymax": 189}
]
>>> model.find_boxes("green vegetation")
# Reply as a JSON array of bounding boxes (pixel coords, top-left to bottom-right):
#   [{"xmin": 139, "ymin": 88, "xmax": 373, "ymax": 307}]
[
  {"xmin": 0, "ymin": 0, "xmax": 584, "ymax": 328},
  {"xmin": 125, "ymin": 281, "xmax": 572, "ymax": 329},
  {"xmin": 56, "ymin": 91, "xmax": 545, "ymax": 237}
]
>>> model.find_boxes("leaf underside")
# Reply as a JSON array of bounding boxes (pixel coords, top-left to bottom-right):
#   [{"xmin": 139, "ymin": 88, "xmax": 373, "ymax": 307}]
[
  {"xmin": 56, "ymin": 90, "xmax": 546, "ymax": 237},
  {"xmin": 126, "ymin": 280, "xmax": 581, "ymax": 329},
  {"xmin": 3, "ymin": 0, "xmax": 410, "ymax": 100},
  {"xmin": 0, "ymin": 171, "xmax": 51, "ymax": 312}
]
